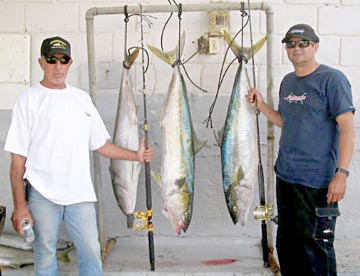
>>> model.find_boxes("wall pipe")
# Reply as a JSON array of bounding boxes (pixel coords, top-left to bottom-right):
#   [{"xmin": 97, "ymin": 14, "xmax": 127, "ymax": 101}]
[{"xmin": 85, "ymin": 0, "xmax": 275, "ymax": 265}]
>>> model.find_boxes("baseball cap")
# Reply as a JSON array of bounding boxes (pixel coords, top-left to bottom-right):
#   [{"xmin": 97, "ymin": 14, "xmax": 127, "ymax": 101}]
[
  {"xmin": 41, "ymin": 36, "xmax": 71, "ymax": 58},
  {"xmin": 281, "ymin": 24, "xmax": 319, "ymax": 43}
]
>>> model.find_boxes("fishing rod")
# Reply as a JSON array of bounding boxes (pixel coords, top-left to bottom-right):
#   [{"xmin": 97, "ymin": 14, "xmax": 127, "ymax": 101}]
[
  {"xmin": 139, "ymin": 4, "xmax": 155, "ymax": 271},
  {"xmin": 247, "ymin": 0, "xmax": 269, "ymax": 268}
]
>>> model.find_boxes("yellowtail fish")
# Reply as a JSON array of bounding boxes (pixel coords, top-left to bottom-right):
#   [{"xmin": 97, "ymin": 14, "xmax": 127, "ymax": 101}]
[
  {"xmin": 218, "ymin": 32, "xmax": 266, "ymax": 225},
  {"xmin": 148, "ymin": 33, "xmax": 206, "ymax": 234},
  {"xmin": 109, "ymin": 49, "xmax": 141, "ymax": 228}
]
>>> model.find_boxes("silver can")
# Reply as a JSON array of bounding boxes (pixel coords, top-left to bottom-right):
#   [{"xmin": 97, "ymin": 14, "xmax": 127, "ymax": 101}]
[{"xmin": 21, "ymin": 219, "xmax": 35, "ymax": 243}]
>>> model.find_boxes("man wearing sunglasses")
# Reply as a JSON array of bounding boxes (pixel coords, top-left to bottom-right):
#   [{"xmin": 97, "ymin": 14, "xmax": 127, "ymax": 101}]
[
  {"xmin": 248, "ymin": 24, "xmax": 355, "ymax": 275},
  {"xmin": 4, "ymin": 36, "xmax": 154, "ymax": 275}
]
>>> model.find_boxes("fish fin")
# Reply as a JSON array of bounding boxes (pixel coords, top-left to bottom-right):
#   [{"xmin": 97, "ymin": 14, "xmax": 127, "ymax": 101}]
[
  {"xmin": 123, "ymin": 48, "xmax": 140, "ymax": 68},
  {"xmin": 147, "ymin": 32, "xmax": 186, "ymax": 66},
  {"xmin": 193, "ymin": 133, "xmax": 207, "ymax": 154},
  {"xmin": 175, "ymin": 177, "xmax": 186, "ymax": 189},
  {"xmin": 224, "ymin": 31, "xmax": 267, "ymax": 61},
  {"xmin": 236, "ymin": 167, "xmax": 245, "ymax": 183},
  {"xmin": 151, "ymin": 170, "xmax": 162, "ymax": 187}
]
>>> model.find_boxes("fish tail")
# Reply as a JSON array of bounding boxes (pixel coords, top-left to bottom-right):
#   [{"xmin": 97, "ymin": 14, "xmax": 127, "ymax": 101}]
[
  {"xmin": 224, "ymin": 31, "xmax": 267, "ymax": 61},
  {"xmin": 123, "ymin": 48, "xmax": 140, "ymax": 69},
  {"xmin": 147, "ymin": 32, "xmax": 186, "ymax": 66}
]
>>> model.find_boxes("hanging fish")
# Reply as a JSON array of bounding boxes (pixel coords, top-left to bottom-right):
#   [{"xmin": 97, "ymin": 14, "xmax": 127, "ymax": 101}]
[
  {"xmin": 109, "ymin": 48, "xmax": 141, "ymax": 228},
  {"xmin": 148, "ymin": 33, "xmax": 206, "ymax": 235},
  {"xmin": 217, "ymin": 32, "xmax": 267, "ymax": 225}
]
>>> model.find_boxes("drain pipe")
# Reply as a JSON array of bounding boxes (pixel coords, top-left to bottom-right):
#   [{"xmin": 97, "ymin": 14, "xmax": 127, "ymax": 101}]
[{"xmin": 86, "ymin": 1, "xmax": 276, "ymax": 266}]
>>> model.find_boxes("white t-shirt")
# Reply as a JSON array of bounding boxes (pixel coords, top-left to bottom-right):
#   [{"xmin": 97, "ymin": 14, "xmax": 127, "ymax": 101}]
[{"xmin": 4, "ymin": 83, "xmax": 110, "ymax": 205}]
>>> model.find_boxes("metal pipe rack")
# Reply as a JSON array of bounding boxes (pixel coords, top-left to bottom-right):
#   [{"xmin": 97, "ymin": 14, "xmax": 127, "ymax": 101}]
[{"xmin": 85, "ymin": 1, "xmax": 276, "ymax": 268}]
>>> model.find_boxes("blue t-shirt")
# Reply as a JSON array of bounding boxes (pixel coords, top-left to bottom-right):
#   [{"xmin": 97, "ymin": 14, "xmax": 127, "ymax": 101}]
[{"xmin": 275, "ymin": 64, "xmax": 355, "ymax": 188}]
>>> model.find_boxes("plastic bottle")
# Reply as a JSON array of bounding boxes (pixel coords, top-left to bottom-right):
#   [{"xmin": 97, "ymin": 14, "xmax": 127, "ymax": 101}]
[{"xmin": 21, "ymin": 219, "xmax": 35, "ymax": 243}]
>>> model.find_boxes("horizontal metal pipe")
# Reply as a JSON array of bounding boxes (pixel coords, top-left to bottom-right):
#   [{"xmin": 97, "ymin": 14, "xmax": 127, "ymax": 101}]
[{"xmin": 86, "ymin": 2, "xmax": 272, "ymax": 19}]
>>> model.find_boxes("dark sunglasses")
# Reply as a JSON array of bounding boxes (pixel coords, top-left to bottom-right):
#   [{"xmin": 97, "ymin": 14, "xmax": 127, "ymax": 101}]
[
  {"xmin": 285, "ymin": 40, "xmax": 314, "ymax": 49},
  {"xmin": 45, "ymin": 56, "xmax": 71, "ymax": 65}
]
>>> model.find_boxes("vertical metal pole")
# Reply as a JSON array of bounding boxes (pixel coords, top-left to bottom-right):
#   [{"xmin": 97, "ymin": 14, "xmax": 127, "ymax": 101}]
[
  {"xmin": 265, "ymin": 6, "xmax": 278, "ymax": 271},
  {"xmin": 86, "ymin": 9, "xmax": 107, "ymax": 255}
]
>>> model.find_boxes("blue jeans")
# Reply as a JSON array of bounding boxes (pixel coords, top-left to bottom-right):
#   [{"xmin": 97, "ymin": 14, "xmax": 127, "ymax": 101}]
[
  {"xmin": 276, "ymin": 178, "xmax": 339, "ymax": 276},
  {"xmin": 28, "ymin": 187, "xmax": 102, "ymax": 276}
]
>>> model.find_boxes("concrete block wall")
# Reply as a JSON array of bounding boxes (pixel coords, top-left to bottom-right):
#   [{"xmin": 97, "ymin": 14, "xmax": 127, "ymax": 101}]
[{"xmin": 0, "ymin": 0, "xmax": 359, "ymax": 243}]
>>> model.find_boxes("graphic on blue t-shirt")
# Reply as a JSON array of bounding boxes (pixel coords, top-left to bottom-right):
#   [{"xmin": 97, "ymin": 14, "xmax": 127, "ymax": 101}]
[{"xmin": 283, "ymin": 92, "xmax": 307, "ymax": 104}]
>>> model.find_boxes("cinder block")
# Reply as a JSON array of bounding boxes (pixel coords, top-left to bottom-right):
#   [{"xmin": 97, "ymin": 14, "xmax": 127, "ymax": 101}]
[
  {"xmin": 270, "ymin": 4, "xmax": 317, "ymax": 36},
  {"xmin": 340, "ymin": 66, "xmax": 360, "ymax": 99},
  {"xmin": 319, "ymin": 6, "xmax": 360, "ymax": 35},
  {"xmin": 0, "ymin": 111, "xmax": 11, "ymax": 142},
  {"xmin": 341, "ymin": 37, "xmax": 360, "ymax": 66},
  {"xmin": 0, "ymin": 4, "xmax": 25, "ymax": 32},
  {"xmin": 316, "ymin": 36, "xmax": 340, "ymax": 66},
  {"xmin": 25, "ymin": 3, "xmax": 78, "ymax": 32},
  {"xmin": 0, "ymin": 83, "xmax": 29, "ymax": 110}
]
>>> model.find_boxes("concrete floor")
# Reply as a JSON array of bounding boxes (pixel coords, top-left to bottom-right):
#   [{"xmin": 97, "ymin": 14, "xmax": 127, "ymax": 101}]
[{"xmin": 1, "ymin": 235, "xmax": 360, "ymax": 276}]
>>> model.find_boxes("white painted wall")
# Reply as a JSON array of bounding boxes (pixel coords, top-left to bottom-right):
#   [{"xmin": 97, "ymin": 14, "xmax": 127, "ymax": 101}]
[{"xmin": 0, "ymin": 0, "xmax": 359, "ymax": 243}]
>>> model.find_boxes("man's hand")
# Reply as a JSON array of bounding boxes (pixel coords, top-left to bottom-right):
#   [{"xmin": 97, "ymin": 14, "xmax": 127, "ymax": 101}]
[
  {"xmin": 247, "ymin": 88, "xmax": 264, "ymax": 109},
  {"xmin": 11, "ymin": 206, "xmax": 33, "ymax": 235},
  {"xmin": 137, "ymin": 137, "xmax": 154, "ymax": 163},
  {"xmin": 327, "ymin": 173, "xmax": 347, "ymax": 204}
]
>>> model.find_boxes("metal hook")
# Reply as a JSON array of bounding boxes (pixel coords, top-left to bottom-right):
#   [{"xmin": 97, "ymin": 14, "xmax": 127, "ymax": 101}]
[
  {"xmin": 124, "ymin": 5, "xmax": 129, "ymax": 22},
  {"xmin": 177, "ymin": 3, "xmax": 182, "ymax": 20},
  {"xmin": 240, "ymin": 2, "xmax": 248, "ymax": 17}
]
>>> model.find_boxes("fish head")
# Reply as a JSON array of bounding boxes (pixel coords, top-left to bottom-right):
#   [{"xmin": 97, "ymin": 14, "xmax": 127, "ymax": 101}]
[
  {"xmin": 226, "ymin": 183, "xmax": 254, "ymax": 226},
  {"xmin": 164, "ymin": 191, "xmax": 192, "ymax": 235}
]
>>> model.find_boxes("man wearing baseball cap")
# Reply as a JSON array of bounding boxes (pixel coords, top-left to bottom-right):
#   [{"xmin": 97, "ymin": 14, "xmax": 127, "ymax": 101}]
[
  {"xmin": 5, "ymin": 36, "xmax": 154, "ymax": 275},
  {"xmin": 248, "ymin": 24, "xmax": 355, "ymax": 275}
]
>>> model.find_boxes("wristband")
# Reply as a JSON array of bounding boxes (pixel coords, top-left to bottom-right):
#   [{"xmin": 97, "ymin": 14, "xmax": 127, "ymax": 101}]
[{"xmin": 335, "ymin": 167, "xmax": 349, "ymax": 177}]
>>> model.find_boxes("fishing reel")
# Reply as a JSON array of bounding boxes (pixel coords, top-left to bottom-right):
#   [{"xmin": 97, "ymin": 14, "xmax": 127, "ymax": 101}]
[
  {"xmin": 132, "ymin": 211, "xmax": 148, "ymax": 231},
  {"xmin": 253, "ymin": 204, "xmax": 278, "ymax": 224}
]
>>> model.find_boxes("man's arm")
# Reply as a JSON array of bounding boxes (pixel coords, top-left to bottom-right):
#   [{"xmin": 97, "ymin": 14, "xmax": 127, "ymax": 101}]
[
  {"xmin": 96, "ymin": 138, "xmax": 154, "ymax": 163},
  {"xmin": 10, "ymin": 153, "xmax": 32, "ymax": 234},
  {"xmin": 247, "ymin": 88, "xmax": 283, "ymax": 128},
  {"xmin": 327, "ymin": 111, "xmax": 355, "ymax": 203}
]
